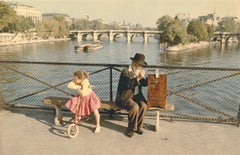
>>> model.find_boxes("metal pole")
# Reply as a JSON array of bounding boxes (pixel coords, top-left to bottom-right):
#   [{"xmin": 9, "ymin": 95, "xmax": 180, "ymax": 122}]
[
  {"xmin": 237, "ymin": 104, "xmax": 240, "ymax": 127},
  {"xmin": 110, "ymin": 65, "xmax": 113, "ymax": 101}
]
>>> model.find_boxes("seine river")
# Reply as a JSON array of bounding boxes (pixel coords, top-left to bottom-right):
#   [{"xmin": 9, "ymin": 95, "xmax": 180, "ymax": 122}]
[{"xmin": 0, "ymin": 37, "xmax": 240, "ymax": 68}]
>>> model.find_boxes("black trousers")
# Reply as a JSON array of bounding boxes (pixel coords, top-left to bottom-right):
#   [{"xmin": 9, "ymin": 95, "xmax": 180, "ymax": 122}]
[{"xmin": 125, "ymin": 95, "xmax": 147, "ymax": 131}]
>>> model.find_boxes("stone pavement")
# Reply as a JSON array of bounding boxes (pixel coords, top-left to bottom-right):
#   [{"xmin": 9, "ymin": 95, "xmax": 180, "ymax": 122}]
[{"xmin": 0, "ymin": 108, "xmax": 239, "ymax": 155}]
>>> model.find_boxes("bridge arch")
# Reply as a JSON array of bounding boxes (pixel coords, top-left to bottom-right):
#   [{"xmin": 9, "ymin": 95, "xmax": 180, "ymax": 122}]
[
  {"xmin": 69, "ymin": 30, "xmax": 163, "ymax": 43},
  {"xmin": 213, "ymin": 32, "xmax": 240, "ymax": 44},
  {"xmin": 225, "ymin": 36, "xmax": 238, "ymax": 43}
]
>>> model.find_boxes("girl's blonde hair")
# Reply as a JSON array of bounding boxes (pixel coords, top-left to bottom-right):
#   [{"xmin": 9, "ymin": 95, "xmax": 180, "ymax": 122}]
[{"xmin": 74, "ymin": 70, "xmax": 89, "ymax": 80}]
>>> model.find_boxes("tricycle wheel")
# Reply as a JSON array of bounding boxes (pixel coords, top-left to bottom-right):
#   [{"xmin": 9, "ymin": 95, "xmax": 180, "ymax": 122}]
[{"xmin": 67, "ymin": 124, "xmax": 79, "ymax": 138}]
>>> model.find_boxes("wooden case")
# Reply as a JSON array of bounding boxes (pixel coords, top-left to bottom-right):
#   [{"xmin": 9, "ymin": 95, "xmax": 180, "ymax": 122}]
[{"xmin": 147, "ymin": 73, "xmax": 167, "ymax": 108}]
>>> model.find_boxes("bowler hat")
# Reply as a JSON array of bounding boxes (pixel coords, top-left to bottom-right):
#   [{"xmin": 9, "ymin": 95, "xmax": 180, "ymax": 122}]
[{"xmin": 130, "ymin": 53, "xmax": 147, "ymax": 66}]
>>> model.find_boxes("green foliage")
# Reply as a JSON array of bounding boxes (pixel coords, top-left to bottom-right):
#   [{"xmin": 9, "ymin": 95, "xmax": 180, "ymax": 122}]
[
  {"xmin": 0, "ymin": 1, "xmax": 17, "ymax": 32},
  {"xmin": 0, "ymin": 2, "xmax": 35, "ymax": 33},
  {"xmin": 187, "ymin": 21, "xmax": 210, "ymax": 41},
  {"xmin": 206, "ymin": 24, "xmax": 214, "ymax": 38},
  {"xmin": 92, "ymin": 19, "xmax": 104, "ymax": 30},
  {"xmin": 15, "ymin": 16, "xmax": 35, "ymax": 32},
  {"xmin": 72, "ymin": 19, "xmax": 91, "ymax": 30},
  {"xmin": 156, "ymin": 15, "xmax": 215, "ymax": 45},
  {"xmin": 218, "ymin": 17, "xmax": 238, "ymax": 32},
  {"xmin": 159, "ymin": 18, "xmax": 188, "ymax": 46},
  {"xmin": 71, "ymin": 19, "xmax": 121, "ymax": 30},
  {"xmin": 156, "ymin": 15, "xmax": 173, "ymax": 31},
  {"xmin": 36, "ymin": 16, "xmax": 69, "ymax": 38}
]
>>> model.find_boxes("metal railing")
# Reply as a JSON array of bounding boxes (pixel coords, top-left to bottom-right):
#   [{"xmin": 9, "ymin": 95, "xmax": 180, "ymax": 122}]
[{"xmin": 1, "ymin": 61, "xmax": 240, "ymax": 125}]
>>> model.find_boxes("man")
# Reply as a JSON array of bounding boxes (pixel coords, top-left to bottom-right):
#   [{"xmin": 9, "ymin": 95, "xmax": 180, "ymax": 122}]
[{"xmin": 116, "ymin": 53, "xmax": 148, "ymax": 137}]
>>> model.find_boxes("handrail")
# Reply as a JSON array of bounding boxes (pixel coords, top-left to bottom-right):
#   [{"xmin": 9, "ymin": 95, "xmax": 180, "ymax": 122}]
[{"xmin": 1, "ymin": 60, "xmax": 240, "ymax": 71}]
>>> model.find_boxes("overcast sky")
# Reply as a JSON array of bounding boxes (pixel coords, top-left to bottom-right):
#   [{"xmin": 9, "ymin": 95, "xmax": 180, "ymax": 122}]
[{"xmin": 4, "ymin": 0, "xmax": 240, "ymax": 27}]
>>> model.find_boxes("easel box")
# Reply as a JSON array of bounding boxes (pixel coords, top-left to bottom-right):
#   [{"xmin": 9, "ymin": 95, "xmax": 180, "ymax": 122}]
[{"xmin": 147, "ymin": 73, "xmax": 167, "ymax": 108}]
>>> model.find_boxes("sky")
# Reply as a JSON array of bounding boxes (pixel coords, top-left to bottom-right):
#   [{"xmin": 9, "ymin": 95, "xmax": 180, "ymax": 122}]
[{"xmin": 3, "ymin": 0, "xmax": 240, "ymax": 27}]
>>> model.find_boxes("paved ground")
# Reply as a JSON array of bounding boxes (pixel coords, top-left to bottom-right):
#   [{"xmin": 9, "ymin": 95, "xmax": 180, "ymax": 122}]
[{"xmin": 0, "ymin": 108, "xmax": 240, "ymax": 155}]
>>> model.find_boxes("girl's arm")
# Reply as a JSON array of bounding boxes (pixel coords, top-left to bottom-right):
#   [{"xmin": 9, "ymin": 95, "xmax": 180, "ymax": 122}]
[
  {"xmin": 67, "ymin": 81, "xmax": 81, "ymax": 90},
  {"xmin": 77, "ymin": 79, "xmax": 92, "ymax": 96}
]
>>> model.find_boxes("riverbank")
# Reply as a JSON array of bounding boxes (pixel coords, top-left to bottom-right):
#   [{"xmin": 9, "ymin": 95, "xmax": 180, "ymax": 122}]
[
  {"xmin": 0, "ymin": 38, "xmax": 71, "ymax": 47},
  {"xmin": 166, "ymin": 41, "xmax": 210, "ymax": 53}
]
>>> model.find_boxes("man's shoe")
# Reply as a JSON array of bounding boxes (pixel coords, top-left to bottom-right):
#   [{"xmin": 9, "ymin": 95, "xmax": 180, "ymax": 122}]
[
  {"xmin": 127, "ymin": 130, "xmax": 134, "ymax": 137},
  {"xmin": 135, "ymin": 129, "xmax": 144, "ymax": 135}
]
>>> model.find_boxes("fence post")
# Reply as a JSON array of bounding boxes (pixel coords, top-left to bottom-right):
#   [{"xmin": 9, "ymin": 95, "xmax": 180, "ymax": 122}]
[
  {"xmin": 109, "ymin": 65, "xmax": 113, "ymax": 101},
  {"xmin": 0, "ymin": 87, "xmax": 6, "ymax": 110},
  {"xmin": 237, "ymin": 104, "xmax": 240, "ymax": 127}
]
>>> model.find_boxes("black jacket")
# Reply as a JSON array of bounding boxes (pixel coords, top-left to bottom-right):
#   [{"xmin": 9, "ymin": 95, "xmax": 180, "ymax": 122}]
[{"xmin": 115, "ymin": 67, "xmax": 148, "ymax": 108}]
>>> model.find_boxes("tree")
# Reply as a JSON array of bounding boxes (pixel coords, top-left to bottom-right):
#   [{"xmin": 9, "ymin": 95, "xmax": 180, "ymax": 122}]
[
  {"xmin": 187, "ymin": 21, "xmax": 210, "ymax": 41},
  {"xmin": 156, "ymin": 15, "xmax": 174, "ymax": 31},
  {"xmin": 72, "ymin": 19, "xmax": 91, "ymax": 30},
  {"xmin": 109, "ymin": 23, "xmax": 121, "ymax": 30},
  {"xmin": 237, "ymin": 22, "xmax": 240, "ymax": 32},
  {"xmin": 53, "ymin": 15, "xmax": 69, "ymax": 37},
  {"xmin": 206, "ymin": 24, "xmax": 214, "ymax": 39},
  {"xmin": 15, "ymin": 16, "xmax": 35, "ymax": 32},
  {"xmin": 37, "ymin": 15, "xmax": 69, "ymax": 39},
  {"xmin": 37, "ymin": 20, "xmax": 57, "ymax": 39},
  {"xmin": 92, "ymin": 19, "xmax": 104, "ymax": 30},
  {"xmin": 162, "ymin": 19, "xmax": 188, "ymax": 46},
  {"xmin": 0, "ymin": 1, "xmax": 17, "ymax": 32},
  {"xmin": 218, "ymin": 17, "xmax": 238, "ymax": 32}
]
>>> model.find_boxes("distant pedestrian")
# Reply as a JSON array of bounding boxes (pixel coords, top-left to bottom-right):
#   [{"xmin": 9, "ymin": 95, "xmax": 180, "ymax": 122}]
[
  {"xmin": 116, "ymin": 53, "xmax": 148, "ymax": 137},
  {"xmin": 65, "ymin": 70, "xmax": 101, "ymax": 133}
]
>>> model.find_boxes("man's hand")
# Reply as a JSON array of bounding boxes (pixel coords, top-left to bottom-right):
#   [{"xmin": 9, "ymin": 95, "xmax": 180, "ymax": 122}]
[{"xmin": 137, "ymin": 70, "xmax": 145, "ymax": 80}]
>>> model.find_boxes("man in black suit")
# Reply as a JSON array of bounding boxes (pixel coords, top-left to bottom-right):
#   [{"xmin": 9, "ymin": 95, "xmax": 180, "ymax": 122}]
[{"xmin": 116, "ymin": 53, "xmax": 148, "ymax": 137}]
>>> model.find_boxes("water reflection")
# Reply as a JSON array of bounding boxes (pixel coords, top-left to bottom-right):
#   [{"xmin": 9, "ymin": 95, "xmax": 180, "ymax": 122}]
[{"xmin": 0, "ymin": 38, "xmax": 240, "ymax": 68}]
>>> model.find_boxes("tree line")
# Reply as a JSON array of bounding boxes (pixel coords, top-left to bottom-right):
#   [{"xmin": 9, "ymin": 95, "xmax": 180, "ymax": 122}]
[
  {"xmin": 0, "ymin": 2, "xmax": 122, "ymax": 39},
  {"xmin": 1, "ymin": 1, "xmax": 240, "ymax": 45},
  {"xmin": 156, "ymin": 15, "xmax": 214, "ymax": 46},
  {"xmin": 0, "ymin": 2, "xmax": 34, "ymax": 33},
  {"xmin": 156, "ymin": 15, "xmax": 240, "ymax": 46}
]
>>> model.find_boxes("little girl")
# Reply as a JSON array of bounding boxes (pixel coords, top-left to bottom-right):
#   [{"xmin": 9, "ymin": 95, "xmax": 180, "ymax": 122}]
[{"xmin": 65, "ymin": 70, "xmax": 101, "ymax": 133}]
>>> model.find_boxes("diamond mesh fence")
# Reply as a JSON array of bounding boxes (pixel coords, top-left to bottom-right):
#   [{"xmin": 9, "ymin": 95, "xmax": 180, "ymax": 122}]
[{"xmin": 0, "ymin": 61, "xmax": 240, "ymax": 125}]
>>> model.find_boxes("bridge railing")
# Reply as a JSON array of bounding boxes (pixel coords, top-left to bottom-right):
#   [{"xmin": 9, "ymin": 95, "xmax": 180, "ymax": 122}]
[{"xmin": 1, "ymin": 61, "xmax": 240, "ymax": 125}]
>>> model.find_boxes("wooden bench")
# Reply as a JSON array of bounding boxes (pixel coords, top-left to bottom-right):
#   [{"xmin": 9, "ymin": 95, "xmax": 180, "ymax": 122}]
[{"xmin": 42, "ymin": 96, "xmax": 174, "ymax": 132}]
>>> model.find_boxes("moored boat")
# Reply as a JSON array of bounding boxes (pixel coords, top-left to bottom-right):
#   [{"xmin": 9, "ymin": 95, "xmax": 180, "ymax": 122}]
[{"xmin": 74, "ymin": 40, "xmax": 103, "ymax": 52}]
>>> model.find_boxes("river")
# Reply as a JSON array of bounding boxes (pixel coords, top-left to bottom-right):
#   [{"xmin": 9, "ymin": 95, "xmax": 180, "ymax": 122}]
[{"xmin": 0, "ymin": 37, "xmax": 240, "ymax": 68}]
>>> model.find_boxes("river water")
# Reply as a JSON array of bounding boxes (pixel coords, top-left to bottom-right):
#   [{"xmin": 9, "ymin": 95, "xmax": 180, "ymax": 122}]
[{"xmin": 0, "ymin": 37, "xmax": 240, "ymax": 68}]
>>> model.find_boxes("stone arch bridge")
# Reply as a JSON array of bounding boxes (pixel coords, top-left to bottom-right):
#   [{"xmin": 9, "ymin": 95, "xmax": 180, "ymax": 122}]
[
  {"xmin": 69, "ymin": 30, "xmax": 162, "ymax": 43},
  {"xmin": 69, "ymin": 30, "xmax": 240, "ymax": 44},
  {"xmin": 213, "ymin": 32, "xmax": 240, "ymax": 43}
]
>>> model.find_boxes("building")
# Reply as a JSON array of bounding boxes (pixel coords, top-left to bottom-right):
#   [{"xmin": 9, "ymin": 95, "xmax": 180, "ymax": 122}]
[
  {"xmin": 198, "ymin": 12, "xmax": 219, "ymax": 28},
  {"xmin": 8, "ymin": 2, "xmax": 42, "ymax": 23}
]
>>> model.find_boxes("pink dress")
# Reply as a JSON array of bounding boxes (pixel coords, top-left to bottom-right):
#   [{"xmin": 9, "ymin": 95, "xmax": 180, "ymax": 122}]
[{"xmin": 65, "ymin": 79, "xmax": 101, "ymax": 116}]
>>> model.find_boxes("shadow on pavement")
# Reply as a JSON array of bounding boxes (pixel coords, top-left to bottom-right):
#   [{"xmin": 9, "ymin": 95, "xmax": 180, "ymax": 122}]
[{"xmin": 8, "ymin": 107, "xmax": 134, "ymax": 138}]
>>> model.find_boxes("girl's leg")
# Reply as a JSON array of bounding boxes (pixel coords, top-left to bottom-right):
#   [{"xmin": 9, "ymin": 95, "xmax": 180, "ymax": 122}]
[
  {"xmin": 93, "ymin": 109, "xmax": 101, "ymax": 133},
  {"xmin": 74, "ymin": 114, "xmax": 80, "ymax": 124}
]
